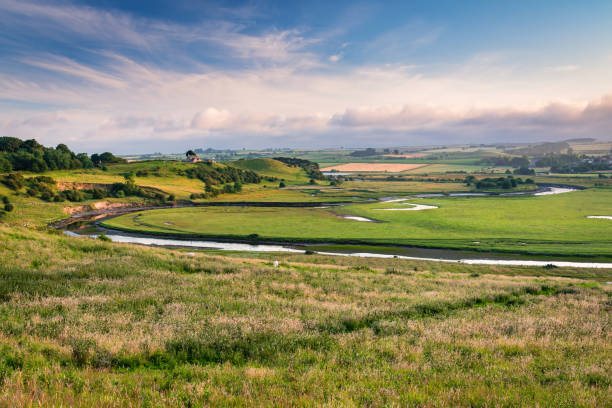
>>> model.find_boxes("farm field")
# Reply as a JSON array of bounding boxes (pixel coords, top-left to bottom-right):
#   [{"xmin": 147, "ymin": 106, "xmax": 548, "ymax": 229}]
[
  {"xmin": 321, "ymin": 163, "xmax": 428, "ymax": 172},
  {"xmin": 103, "ymin": 189, "xmax": 612, "ymax": 258},
  {"xmin": 0, "ymin": 225, "xmax": 610, "ymax": 406}
]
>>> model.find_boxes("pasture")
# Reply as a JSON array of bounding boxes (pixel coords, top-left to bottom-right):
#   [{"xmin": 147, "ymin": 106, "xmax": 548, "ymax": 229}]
[
  {"xmin": 0, "ymin": 225, "xmax": 610, "ymax": 406},
  {"xmin": 103, "ymin": 189, "xmax": 612, "ymax": 258},
  {"xmin": 1, "ymin": 147, "xmax": 612, "ymax": 407},
  {"xmin": 228, "ymin": 158, "xmax": 310, "ymax": 184}
]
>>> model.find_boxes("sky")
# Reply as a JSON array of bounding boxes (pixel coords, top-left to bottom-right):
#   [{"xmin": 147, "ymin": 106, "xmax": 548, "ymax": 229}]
[{"xmin": 0, "ymin": 0, "xmax": 611, "ymax": 154}]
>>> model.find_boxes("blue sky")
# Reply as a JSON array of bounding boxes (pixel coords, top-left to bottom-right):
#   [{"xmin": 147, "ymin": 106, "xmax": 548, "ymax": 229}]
[{"xmin": 0, "ymin": 0, "xmax": 611, "ymax": 153}]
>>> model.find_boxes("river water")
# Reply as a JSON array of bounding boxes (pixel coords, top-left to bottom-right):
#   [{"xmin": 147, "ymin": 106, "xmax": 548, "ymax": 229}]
[{"xmin": 59, "ymin": 185, "xmax": 612, "ymax": 269}]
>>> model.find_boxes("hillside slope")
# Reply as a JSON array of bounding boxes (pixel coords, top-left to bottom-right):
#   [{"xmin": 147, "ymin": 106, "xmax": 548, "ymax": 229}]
[{"xmin": 229, "ymin": 158, "xmax": 309, "ymax": 183}]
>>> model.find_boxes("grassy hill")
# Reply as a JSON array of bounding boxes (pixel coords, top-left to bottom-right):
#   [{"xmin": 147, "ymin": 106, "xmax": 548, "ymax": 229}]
[
  {"xmin": 0, "ymin": 225, "xmax": 610, "ymax": 406},
  {"xmin": 229, "ymin": 158, "xmax": 309, "ymax": 184},
  {"xmin": 0, "ymin": 156, "xmax": 611, "ymax": 406}
]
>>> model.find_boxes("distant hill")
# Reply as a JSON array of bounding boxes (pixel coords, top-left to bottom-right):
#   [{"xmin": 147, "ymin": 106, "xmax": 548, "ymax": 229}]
[
  {"xmin": 504, "ymin": 141, "xmax": 570, "ymax": 157},
  {"xmin": 564, "ymin": 138, "xmax": 596, "ymax": 143}
]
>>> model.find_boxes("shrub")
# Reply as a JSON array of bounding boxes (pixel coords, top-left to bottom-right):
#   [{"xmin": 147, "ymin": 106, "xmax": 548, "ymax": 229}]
[
  {"xmin": 61, "ymin": 189, "xmax": 85, "ymax": 202},
  {"xmin": 69, "ymin": 338, "xmax": 95, "ymax": 367},
  {"xmin": 1, "ymin": 173, "xmax": 25, "ymax": 190},
  {"xmin": 40, "ymin": 191, "xmax": 54, "ymax": 201}
]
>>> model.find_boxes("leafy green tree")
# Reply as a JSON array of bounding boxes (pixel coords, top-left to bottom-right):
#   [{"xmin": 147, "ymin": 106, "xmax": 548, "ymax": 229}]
[
  {"xmin": 76, "ymin": 153, "xmax": 94, "ymax": 169},
  {"xmin": 0, "ymin": 136, "xmax": 23, "ymax": 152}
]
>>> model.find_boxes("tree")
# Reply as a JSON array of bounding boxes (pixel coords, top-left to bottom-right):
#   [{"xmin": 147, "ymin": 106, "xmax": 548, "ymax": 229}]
[
  {"xmin": 0, "ymin": 137, "xmax": 23, "ymax": 152},
  {"xmin": 76, "ymin": 153, "xmax": 94, "ymax": 169},
  {"xmin": 0, "ymin": 155, "xmax": 12, "ymax": 172},
  {"xmin": 22, "ymin": 139, "xmax": 44, "ymax": 152},
  {"xmin": 186, "ymin": 150, "xmax": 196, "ymax": 157},
  {"xmin": 56, "ymin": 143, "xmax": 71, "ymax": 153},
  {"xmin": 279, "ymin": 181, "xmax": 286, "ymax": 188}
]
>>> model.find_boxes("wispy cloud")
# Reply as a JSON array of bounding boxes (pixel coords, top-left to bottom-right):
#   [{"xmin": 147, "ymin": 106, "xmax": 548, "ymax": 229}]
[{"xmin": 0, "ymin": 1, "xmax": 611, "ymax": 152}]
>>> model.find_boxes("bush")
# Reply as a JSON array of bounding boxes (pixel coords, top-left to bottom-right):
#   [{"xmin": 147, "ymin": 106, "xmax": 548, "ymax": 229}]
[
  {"xmin": 4, "ymin": 203, "xmax": 13, "ymax": 212},
  {"xmin": 69, "ymin": 338, "xmax": 95, "ymax": 367},
  {"xmin": 1, "ymin": 173, "xmax": 25, "ymax": 190},
  {"xmin": 97, "ymin": 234, "xmax": 111, "ymax": 242},
  {"xmin": 60, "ymin": 189, "xmax": 85, "ymax": 202},
  {"xmin": 91, "ymin": 188, "xmax": 107, "ymax": 199},
  {"xmin": 279, "ymin": 182, "xmax": 286, "ymax": 188},
  {"xmin": 40, "ymin": 191, "xmax": 54, "ymax": 201}
]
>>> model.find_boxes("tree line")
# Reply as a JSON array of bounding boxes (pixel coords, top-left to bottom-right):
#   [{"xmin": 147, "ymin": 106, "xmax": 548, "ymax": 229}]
[{"xmin": 0, "ymin": 136, "xmax": 125, "ymax": 172}]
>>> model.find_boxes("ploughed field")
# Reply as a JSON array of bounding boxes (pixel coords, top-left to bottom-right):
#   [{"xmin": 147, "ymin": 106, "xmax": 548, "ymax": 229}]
[
  {"xmin": 103, "ymin": 189, "xmax": 612, "ymax": 258},
  {"xmin": 0, "ymin": 226, "xmax": 610, "ymax": 406},
  {"xmin": 320, "ymin": 163, "xmax": 428, "ymax": 172}
]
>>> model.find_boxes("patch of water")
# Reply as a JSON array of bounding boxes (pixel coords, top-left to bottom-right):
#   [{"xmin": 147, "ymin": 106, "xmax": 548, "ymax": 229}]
[
  {"xmin": 342, "ymin": 216, "xmax": 376, "ymax": 222},
  {"xmin": 377, "ymin": 203, "xmax": 438, "ymax": 211},
  {"xmin": 63, "ymin": 230, "xmax": 612, "ymax": 269},
  {"xmin": 587, "ymin": 216, "xmax": 612, "ymax": 220},
  {"xmin": 534, "ymin": 187, "xmax": 576, "ymax": 196},
  {"xmin": 64, "ymin": 231, "xmax": 304, "ymax": 253}
]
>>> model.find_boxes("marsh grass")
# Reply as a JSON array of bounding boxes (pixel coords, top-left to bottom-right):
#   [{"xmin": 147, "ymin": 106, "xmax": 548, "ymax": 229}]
[{"xmin": 0, "ymin": 226, "xmax": 610, "ymax": 406}]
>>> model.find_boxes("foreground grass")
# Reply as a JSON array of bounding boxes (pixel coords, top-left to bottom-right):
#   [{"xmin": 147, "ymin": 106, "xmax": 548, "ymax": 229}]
[{"xmin": 0, "ymin": 226, "xmax": 610, "ymax": 406}]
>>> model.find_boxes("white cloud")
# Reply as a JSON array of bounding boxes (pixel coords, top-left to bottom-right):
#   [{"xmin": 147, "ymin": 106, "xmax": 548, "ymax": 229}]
[
  {"xmin": 191, "ymin": 108, "xmax": 232, "ymax": 129},
  {"xmin": 329, "ymin": 54, "xmax": 342, "ymax": 63}
]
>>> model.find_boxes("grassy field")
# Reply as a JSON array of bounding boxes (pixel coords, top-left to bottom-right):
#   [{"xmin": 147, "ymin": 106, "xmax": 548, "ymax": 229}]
[
  {"xmin": 0, "ymin": 225, "xmax": 610, "ymax": 406},
  {"xmin": 44, "ymin": 161, "xmax": 216, "ymax": 200},
  {"xmin": 2, "ymin": 154, "xmax": 612, "ymax": 406},
  {"xmin": 228, "ymin": 158, "xmax": 310, "ymax": 184},
  {"xmin": 103, "ymin": 189, "xmax": 612, "ymax": 258}
]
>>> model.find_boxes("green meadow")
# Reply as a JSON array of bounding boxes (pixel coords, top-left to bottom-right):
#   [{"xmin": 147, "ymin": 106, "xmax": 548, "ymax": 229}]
[
  {"xmin": 228, "ymin": 158, "xmax": 311, "ymax": 184},
  {"xmin": 0, "ymin": 225, "xmax": 610, "ymax": 406},
  {"xmin": 1, "ymin": 145, "xmax": 612, "ymax": 406},
  {"xmin": 103, "ymin": 189, "xmax": 612, "ymax": 258}
]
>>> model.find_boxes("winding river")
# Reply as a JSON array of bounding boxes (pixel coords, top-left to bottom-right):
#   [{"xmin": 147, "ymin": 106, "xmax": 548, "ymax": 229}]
[{"xmin": 57, "ymin": 185, "xmax": 612, "ymax": 269}]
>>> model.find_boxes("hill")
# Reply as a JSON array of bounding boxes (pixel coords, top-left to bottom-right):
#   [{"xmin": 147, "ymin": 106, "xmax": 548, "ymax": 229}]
[{"xmin": 228, "ymin": 158, "xmax": 309, "ymax": 183}]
